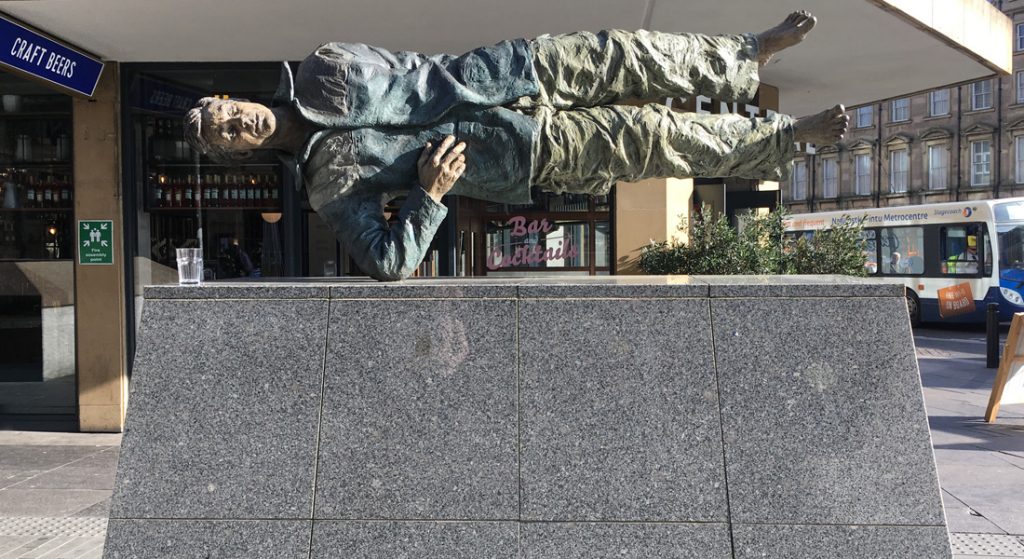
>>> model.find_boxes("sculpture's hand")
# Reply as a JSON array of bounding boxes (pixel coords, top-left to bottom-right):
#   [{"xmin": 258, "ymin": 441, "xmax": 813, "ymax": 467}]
[{"xmin": 417, "ymin": 135, "xmax": 467, "ymax": 203}]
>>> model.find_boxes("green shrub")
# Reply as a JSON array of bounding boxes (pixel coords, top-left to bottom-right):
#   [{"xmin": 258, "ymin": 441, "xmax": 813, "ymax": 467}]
[{"xmin": 639, "ymin": 205, "xmax": 867, "ymax": 276}]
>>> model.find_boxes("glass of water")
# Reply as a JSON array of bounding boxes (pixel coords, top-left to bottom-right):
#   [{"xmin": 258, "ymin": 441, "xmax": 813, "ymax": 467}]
[{"xmin": 176, "ymin": 248, "xmax": 203, "ymax": 285}]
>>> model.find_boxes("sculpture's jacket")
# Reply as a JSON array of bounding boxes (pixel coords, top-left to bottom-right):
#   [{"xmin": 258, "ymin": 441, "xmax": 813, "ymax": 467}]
[{"xmin": 276, "ymin": 40, "xmax": 540, "ymax": 281}]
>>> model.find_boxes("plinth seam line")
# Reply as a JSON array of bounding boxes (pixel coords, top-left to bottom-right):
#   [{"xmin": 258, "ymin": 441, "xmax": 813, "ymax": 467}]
[
  {"xmin": 516, "ymin": 298, "xmax": 523, "ymax": 526},
  {"xmin": 706, "ymin": 299, "xmax": 737, "ymax": 559},
  {"xmin": 307, "ymin": 299, "xmax": 332, "ymax": 558}
]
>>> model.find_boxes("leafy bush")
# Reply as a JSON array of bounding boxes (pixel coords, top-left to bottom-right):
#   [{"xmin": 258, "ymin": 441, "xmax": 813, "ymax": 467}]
[{"xmin": 639, "ymin": 205, "xmax": 867, "ymax": 276}]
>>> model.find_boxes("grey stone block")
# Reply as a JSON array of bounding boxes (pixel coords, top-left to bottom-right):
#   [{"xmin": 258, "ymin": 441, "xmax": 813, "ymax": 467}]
[
  {"xmin": 520, "ymin": 522, "xmax": 733, "ymax": 558},
  {"xmin": 110, "ymin": 299, "xmax": 328, "ymax": 519},
  {"xmin": 731, "ymin": 524, "xmax": 953, "ymax": 558},
  {"xmin": 311, "ymin": 521, "xmax": 517, "ymax": 558},
  {"xmin": 711, "ymin": 296, "xmax": 945, "ymax": 525},
  {"xmin": 520, "ymin": 298, "xmax": 727, "ymax": 521},
  {"xmin": 103, "ymin": 520, "xmax": 310, "ymax": 559},
  {"xmin": 144, "ymin": 283, "xmax": 329, "ymax": 299},
  {"xmin": 701, "ymin": 275, "xmax": 903, "ymax": 298},
  {"xmin": 314, "ymin": 299, "xmax": 518, "ymax": 519}
]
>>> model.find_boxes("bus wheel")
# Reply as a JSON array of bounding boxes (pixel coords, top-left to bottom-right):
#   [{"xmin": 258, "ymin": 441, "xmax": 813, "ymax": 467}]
[{"xmin": 905, "ymin": 289, "xmax": 921, "ymax": 328}]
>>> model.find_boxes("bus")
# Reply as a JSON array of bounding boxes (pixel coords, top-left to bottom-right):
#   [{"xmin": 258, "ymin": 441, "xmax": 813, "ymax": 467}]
[{"xmin": 785, "ymin": 198, "xmax": 1024, "ymax": 326}]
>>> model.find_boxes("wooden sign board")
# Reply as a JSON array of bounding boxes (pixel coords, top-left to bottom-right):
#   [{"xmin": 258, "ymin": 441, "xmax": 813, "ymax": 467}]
[{"xmin": 985, "ymin": 312, "xmax": 1024, "ymax": 422}]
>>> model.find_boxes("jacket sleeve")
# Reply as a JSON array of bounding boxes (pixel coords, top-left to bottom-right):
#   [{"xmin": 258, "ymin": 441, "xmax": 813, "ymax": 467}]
[
  {"xmin": 333, "ymin": 186, "xmax": 448, "ymax": 281},
  {"xmin": 294, "ymin": 41, "xmax": 537, "ymax": 128}
]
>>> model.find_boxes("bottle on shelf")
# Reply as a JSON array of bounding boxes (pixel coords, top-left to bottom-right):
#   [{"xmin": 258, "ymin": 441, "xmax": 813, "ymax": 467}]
[
  {"xmin": 60, "ymin": 175, "xmax": 72, "ymax": 207},
  {"xmin": 261, "ymin": 173, "xmax": 271, "ymax": 206},
  {"xmin": 153, "ymin": 176, "xmax": 164, "ymax": 209},
  {"xmin": 172, "ymin": 174, "xmax": 183, "ymax": 208},
  {"xmin": 25, "ymin": 176, "xmax": 37, "ymax": 208},
  {"xmin": 184, "ymin": 175, "xmax": 195, "ymax": 208},
  {"xmin": 210, "ymin": 174, "xmax": 220, "ymax": 208},
  {"xmin": 269, "ymin": 173, "xmax": 279, "ymax": 207},
  {"xmin": 42, "ymin": 175, "xmax": 54, "ymax": 208}
]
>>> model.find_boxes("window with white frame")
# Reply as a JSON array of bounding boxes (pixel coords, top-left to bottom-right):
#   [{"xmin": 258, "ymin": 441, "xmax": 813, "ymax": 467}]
[
  {"xmin": 856, "ymin": 106, "xmax": 873, "ymax": 128},
  {"xmin": 928, "ymin": 145, "xmax": 949, "ymax": 190},
  {"xmin": 1016, "ymin": 136, "xmax": 1024, "ymax": 184},
  {"xmin": 930, "ymin": 90, "xmax": 949, "ymax": 116},
  {"xmin": 791, "ymin": 161, "xmax": 808, "ymax": 200},
  {"xmin": 891, "ymin": 98, "xmax": 910, "ymax": 122},
  {"xmin": 822, "ymin": 158, "xmax": 838, "ymax": 198},
  {"xmin": 1017, "ymin": 22, "xmax": 1024, "ymax": 51},
  {"xmin": 855, "ymin": 153, "xmax": 872, "ymax": 196},
  {"xmin": 972, "ymin": 80, "xmax": 993, "ymax": 110},
  {"xmin": 890, "ymin": 149, "xmax": 909, "ymax": 193},
  {"xmin": 971, "ymin": 139, "xmax": 992, "ymax": 186},
  {"xmin": 1017, "ymin": 72, "xmax": 1024, "ymax": 104}
]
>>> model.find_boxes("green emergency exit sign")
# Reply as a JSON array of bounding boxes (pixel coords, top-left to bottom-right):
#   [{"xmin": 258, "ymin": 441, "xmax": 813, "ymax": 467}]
[{"xmin": 79, "ymin": 220, "xmax": 113, "ymax": 265}]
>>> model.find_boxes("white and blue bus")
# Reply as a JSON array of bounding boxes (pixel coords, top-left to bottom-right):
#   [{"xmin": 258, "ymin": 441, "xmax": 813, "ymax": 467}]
[{"xmin": 786, "ymin": 198, "xmax": 1024, "ymax": 325}]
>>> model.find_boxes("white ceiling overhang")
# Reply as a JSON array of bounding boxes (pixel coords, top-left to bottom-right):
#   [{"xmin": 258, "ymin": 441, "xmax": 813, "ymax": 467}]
[{"xmin": 0, "ymin": 0, "xmax": 1011, "ymax": 117}]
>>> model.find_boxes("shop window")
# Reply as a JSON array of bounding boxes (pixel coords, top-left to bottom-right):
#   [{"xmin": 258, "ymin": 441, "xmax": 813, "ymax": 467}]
[
  {"xmin": 880, "ymin": 226, "xmax": 924, "ymax": 275},
  {"xmin": 486, "ymin": 219, "xmax": 589, "ymax": 271},
  {"xmin": 0, "ymin": 76, "xmax": 76, "ymax": 421}
]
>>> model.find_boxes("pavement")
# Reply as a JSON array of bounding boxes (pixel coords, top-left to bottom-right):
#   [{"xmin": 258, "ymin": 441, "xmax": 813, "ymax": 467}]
[{"xmin": 0, "ymin": 328, "xmax": 1021, "ymax": 558}]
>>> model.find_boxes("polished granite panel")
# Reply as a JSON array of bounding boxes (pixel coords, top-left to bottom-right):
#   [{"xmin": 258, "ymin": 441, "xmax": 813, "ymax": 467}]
[
  {"xmin": 520, "ymin": 298, "xmax": 726, "ymax": 521},
  {"xmin": 311, "ymin": 521, "xmax": 517, "ymax": 558},
  {"xmin": 103, "ymin": 520, "xmax": 310, "ymax": 559},
  {"xmin": 315, "ymin": 298, "xmax": 518, "ymax": 520},
  {"xmin": 711, "ymin": 296, "xmax": 945, "ymax": 525},
  {"xmin": 731, "ymin": 524, "xmax": 953, "ymax": 558},
  {"xmin": 520, "ymin": 522, "xmax": 733, "ymax": 558},
  {"xmin": 110, "ymin": 299, "xmax": 328, "ymax": 519}
]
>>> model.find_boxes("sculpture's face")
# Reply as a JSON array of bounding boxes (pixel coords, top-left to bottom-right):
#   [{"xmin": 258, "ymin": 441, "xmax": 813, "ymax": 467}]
[{"xmin": 202, "ymin": 99, "xmax": 277, "ymax": 151}]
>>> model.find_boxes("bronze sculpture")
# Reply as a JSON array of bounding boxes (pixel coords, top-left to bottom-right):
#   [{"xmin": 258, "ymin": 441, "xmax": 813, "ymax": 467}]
[{"xmin": 186, "ymin": 12, "xmax": 847, "ymax": 280}]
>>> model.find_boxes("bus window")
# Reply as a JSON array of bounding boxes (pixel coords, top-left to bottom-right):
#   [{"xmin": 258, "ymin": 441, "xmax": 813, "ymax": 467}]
[
  {"xmin": 862, "ymin": 229, "xmax": 878, "ymax": 274},
  {"xmin": 880, "ymin": 226, "xmax": 924, "ymax": 275},
  {"xmin": 941, "ymin": 225, "xmax": 980, "ymax": 275}
]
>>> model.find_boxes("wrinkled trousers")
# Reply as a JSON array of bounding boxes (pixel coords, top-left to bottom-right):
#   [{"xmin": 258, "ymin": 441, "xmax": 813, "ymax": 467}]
[{"xmin": 521, "ymin": 30, "xmax": 796, "ymax": 194}]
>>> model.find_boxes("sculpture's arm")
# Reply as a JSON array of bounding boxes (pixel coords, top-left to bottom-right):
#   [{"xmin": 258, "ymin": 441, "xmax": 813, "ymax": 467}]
[
  {"xmin": 328, "ymin": 136, "xmax": 466, "ymax": 281},
  {"xmin": 335, "ymin": 187, "xmax": 448, "ymax": 281}
]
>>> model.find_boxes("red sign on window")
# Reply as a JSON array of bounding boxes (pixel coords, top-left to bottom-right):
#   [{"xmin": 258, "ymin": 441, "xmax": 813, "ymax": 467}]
[{"xmin": 938, "ymin": 283, "xmax": 976, "ymax": 318}]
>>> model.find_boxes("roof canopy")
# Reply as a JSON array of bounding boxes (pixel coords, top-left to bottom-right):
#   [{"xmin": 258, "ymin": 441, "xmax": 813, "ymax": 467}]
[{"xmin": 0, "ymin": 0, "xmax": 1010, "ymax": 116}]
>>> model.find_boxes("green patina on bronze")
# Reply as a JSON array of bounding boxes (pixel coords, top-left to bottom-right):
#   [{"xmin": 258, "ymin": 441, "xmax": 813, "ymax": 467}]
[{"xmin": 273, "ymin": 30, "xmax": 795, "ymax": 280}]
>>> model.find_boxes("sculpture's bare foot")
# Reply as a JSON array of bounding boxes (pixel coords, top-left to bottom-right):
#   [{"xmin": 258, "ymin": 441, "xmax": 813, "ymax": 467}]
[
  {"xmin": 757, "ymin": 11, "xmax": 816, "ymax": 65},
  {"xmin": 794, "ymin": 104, "xmax": 848, "ymax": 145}
]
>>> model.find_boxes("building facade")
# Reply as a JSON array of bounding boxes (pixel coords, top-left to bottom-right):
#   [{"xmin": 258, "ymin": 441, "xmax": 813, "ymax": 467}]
[{"xmin": 786, "ymin": 0, "xmax": 1024, "ymax": 212}]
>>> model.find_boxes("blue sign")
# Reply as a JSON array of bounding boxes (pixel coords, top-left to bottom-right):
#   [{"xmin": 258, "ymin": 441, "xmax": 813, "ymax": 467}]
[{"xmin": 0, "ymin": 14, "xmax": 104, "ymax": 97}]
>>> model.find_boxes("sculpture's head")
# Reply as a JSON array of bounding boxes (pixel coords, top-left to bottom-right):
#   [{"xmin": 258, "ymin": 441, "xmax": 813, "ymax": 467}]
[{"xmin": 184, "ymin": 97, "xmax": 277, "ymax": 161}]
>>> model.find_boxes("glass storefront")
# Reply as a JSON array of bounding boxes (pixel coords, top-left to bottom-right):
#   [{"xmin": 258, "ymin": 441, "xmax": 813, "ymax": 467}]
[
  {"xmin": 0, "ymin": 72, "xmax": 76, "ymax": 426},
  {"xmin": 123, "ymin": 64, "xmax": 305, "ymax": 336},
  {"xmin": 457, "ymin": 189, "xmax": 612, "ymax": 276}
]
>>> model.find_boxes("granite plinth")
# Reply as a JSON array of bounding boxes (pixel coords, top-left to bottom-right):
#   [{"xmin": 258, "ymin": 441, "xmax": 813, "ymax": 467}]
[{"xmin": 107, "ymin": 276, "xmax": 951, "ymax": 558}]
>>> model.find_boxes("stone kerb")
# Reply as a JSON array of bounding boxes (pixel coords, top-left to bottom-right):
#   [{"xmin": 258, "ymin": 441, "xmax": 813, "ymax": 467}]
[{"xmin": 105, "ymin": 277, "xmax": 950, "ymax": 559}]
